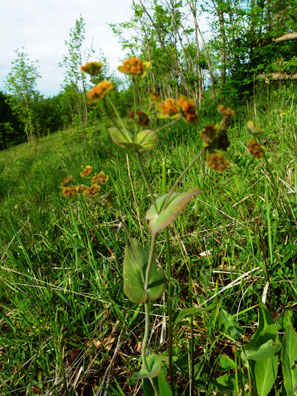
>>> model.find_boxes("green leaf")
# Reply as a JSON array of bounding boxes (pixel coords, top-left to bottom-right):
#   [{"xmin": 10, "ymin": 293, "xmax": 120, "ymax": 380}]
[
  {"xmin": 173, "ymin": 307, "xmax": 204, "ymax": 325},
  {"xmin": 133, "ymin": 354, "xmax": 166, "ymax": 379},
  {"xmin": 242, "ymin": 338, "xmax": 279, "ymax": 361},
  {"xmin": 136, "ymin": 129, "xmax": 158, "ymax": 151},
  {"xmin": 146, "ymin": 188, "xmax": 202, "ymax": 235},
  {"xmin": 247, "ymin": 120, "xmax": 262, "ymax": 135},
  {"xmin": 252, "ymin": 356, "xmax": 278, "ymax": 396},
  {"xmin": 282, "ymin": 325, "xmax": 297, "ymax": 394},
  {"xmin": 109, "ymin": 128, "xmax": 158, "ymax": 151},
  {"xmin": 219, "ymin": 309, "xmax": 243, "ymax": 340},
  {"xmin": 218, "ymin": 355, "xmax": 235, "ymax": 371},
  {"xmin": 123, "ymin": 239, "xmax": 166, "ymax": 304},
  {"xmin": 143, "ymin": 379, "xmax": 154, "ymax": 396},
  {"xmin": 157, "ymin": 371, "xmax": 173, "ymax": 396}
]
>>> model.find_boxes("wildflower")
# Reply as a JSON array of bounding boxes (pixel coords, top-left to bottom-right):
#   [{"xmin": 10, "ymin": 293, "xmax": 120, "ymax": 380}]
[
  {"xmin": 177, "ymin": 95, "xmax": 198, "ymax": 122},
  {"xmin": 149, "ymin": 92, "xmax": 161, "ymax": 105},
  {"xmin": 201, "ymin": 125, "xmax": 217, "ymax": 146},
  {"xmin": 207, "ymin": 153, "xmax": 230, "ymax": 172},
  {"xmin": 80, "ymin": 165, "xmax": 93, "ymax": 177},
  {"xmin": 217, "ymin": 130, "xmax": 230, "ymax": 151},
  {"xmin": 60, "ymin": 175, "xmax": 73, "ymax": 187},
  {"xmin": 81, "ymin": 62, "xmax": 103, "ymax": 76},
  {"xmin": 158, "ymin": 98, "xmax": 180, "ymax": 118},
  {"xmin": 76, "ymin": 185, "xmax": 87, "ymax": 193},
  {"xmin": 62, "ymin": 187, "xmax": 77, "ymax": 197},
  {"xmin": 87, "ymin": 81, "xmax": 114, "ymax": 104},
  {"xmin": 84, "ymin": 184, "xmax": 101, "ymax": 196},
  {"xmin": 217, "ymin": 105, "xmax": 235, "ymax": 118},
  {"xmin": 118, "ymin": 56, "xmax": 150, "ymax": 78},
  {"xmin": 129, "ymin": 111, "xmax": 150, "ymax": 127},
  {"xmin": 247, "ymin": 139, "xmax": 265, "ymax": 159},
  {"xmin": 92, "ymin": 171, "xmax": 109, "ymax": 185},
  {"xmin": 246, "ymin": 120, "xmax": 262, "ymax": 135}
]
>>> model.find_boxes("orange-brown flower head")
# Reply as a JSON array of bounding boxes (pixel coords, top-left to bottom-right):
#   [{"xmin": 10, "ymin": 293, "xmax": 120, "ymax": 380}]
[
  {"xmin": 62, "ymin": 186, "xmax": 77, "ymax": 197},
  {"xmin": 207, "ymin": 153, "xmax": 230, "ymax": 172},
  {"xmin": 87, "ymin": 81, "xmax": 114, "ymax": 104},
  {"xmin": 76, "ymin": 185, "xmax": 87, "ymax": 193},
  {"xmin": 158, "ymin": 98, "xmax": 180, "ymax": 118},
  {"xmin": 217, "ymin": 105, "xmax": 235, "ymax": 118},
  {"xmin": 118, "ymin": 57, "xmax": 150, "ymax": 78},
  {"xmin": 149, "ymin": 92, "xmax": 161, "ymax": 105},
  {"xmin": 81, "ymin": 62, "xmax": 103, "ymax": 76},
  {"xmin": 177, "ymin": 95, "xmax": 198, "ymax": 122},
  {"xmin": 84, "ymin": 184, "xmax": 101, "ymax": 196},
  {"xmin": 80, "ymin": 165, "xmax": 93, "ymax": 177},
  {"xmin": 201, "ymin": 125, "xmax": 217, "ymax": 146},
  {"xmin": 129, "ymin": 111, "xmax": 150, "ymax": 127},
  {"xmin": 247, "ymin": 139, "xmax": 265, "ymax": 159},
  {"xmin": 60, "ymin": 175, "xmax": 73, "ymax": 187},
  {"xmin": 92, "ymin": 171, "xmax": 109, "ymax": 185}
]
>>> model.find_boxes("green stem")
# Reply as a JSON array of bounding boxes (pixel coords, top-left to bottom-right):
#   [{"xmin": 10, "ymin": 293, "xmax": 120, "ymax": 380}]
[
  {"xmin": 135, "ymin": 152, "xmax": 159, "ymax": 214},
  {"xmin": 141, "ymin": 233, "xmax": 159, "ymax": 396},
  {"xmin": 107, "ymin": 97, "xmax": 130, "ymax": 136},
  {"xmin": 163, "ymin": 150, "xmax": 203, "ymax": 210},
  {"xmin": 162, "ymin": 159, "xmax": 174, "ymax": 395},
  {"xmin": 188, "ymin": 257, "xmax": 194, "ymax": 394},
  {"xmin": 156, "ymin": 117, "xmax": 181, "ymax": 133}
]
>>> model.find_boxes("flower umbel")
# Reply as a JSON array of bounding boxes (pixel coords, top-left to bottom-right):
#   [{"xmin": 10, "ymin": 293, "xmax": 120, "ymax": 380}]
[
  {"xmin": 84, "ymin": 184, "xmax": 101, "ymax": 196},
  {"xmin": 118, "ymin": 57, "xmax": 150, "ymax": 78},
  {"xmin": 247, "ymin": 139, "xmax": 265, "ymax": 159},
  {"xmin": 158, "ymin": 98, "xmax": 180, "ymax": 118},
  {"xmin": 81, "ymin": 62, "xmax": 103, "ymax": 76},
  {"xmin": 80, "ymin": 166, "xmax": 93, "ymax": 177},
  {"xmin": 217, "ymin": 105, "xmax": 235, "ymax": 118},
  {"xmin": 87, "ymin": 81, "xmax": 114, "ymax": 104},
  {"xmin": 207, "ymin": 153, "xmax": 230, "ymax": 172},
  {"xmin": 177, "ymin": 95, "xmax": 198, "ymax": 122},
  {"xmin": 92, "ymin": 171, "xmax": 109, "ymax": 185},
  {"xmin": 60, "ymin": 175, "xmax": 73, "ymax": 187},
  {"xmin": 62, "ymin": 187, "xmax": 77, "ymax": 197}
]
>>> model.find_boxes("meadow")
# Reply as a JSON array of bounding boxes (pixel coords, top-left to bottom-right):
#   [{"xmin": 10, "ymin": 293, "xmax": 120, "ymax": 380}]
[{"xmin": 0, "ymin": 83, "xmax": 297, "ymax": 395}]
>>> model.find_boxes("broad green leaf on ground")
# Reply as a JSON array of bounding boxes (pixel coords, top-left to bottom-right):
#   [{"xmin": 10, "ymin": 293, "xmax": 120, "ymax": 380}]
[
  {"xmin": 173, "ymin": 307, "xmax": 204, "ymax": 325},
  {"xmin": 133, "ymin": 354, "xmax": 167, "ymax": 379},
  {"xmin": 282, "ymin": 325, "xmax": 297, "ymax": 395},
  {"xmin": 252, "ymin": 356, "xmax": 278, "ymax": 396},
  {"xmin": 146, "ymin": 188, "xmax": 202, "ymax": 235},
  {"xmin": 219, "ymin": 308, "xmax": 243, "ymax": 340},
  {"xmin": 123, "ymin": 239, "xmax": 166, "ymax": 304},
  {"xmin": 242, "ymin": 338, "xmax": 279, "ymax": 361}
]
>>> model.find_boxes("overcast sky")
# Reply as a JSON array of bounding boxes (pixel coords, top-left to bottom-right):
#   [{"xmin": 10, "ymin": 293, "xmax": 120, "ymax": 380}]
[{"xmin": 0, "ymin": 0, "xmax": 133, "ymax": 96}]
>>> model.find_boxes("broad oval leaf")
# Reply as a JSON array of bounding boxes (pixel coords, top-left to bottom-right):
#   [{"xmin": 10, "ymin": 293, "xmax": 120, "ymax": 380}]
[
  {"xmin": 109, "ymin": 127, "xmax": 141, "ymax": 150},
  {"xmin": 281, "ymin": 325, "xmax": 297, "ymax": 394},
  {"xmin": 123, "ymin": 239, "xmax": 166, "ymax": 304},
  {"xmin": 253, "ymin": 356, "xmax": 278, "ymax": 396},
  {"xmin": 109, "ymin": 128, "xmax": 157, "ymax": 151},
  {"xmin": 136, "ymin": 129, "xmax": 158, "ymax": 151},
  {"xmin": 146, "ymin": 188, "xmax": 202, "ymax": 235},
  {"xmin": 132, "ymin": 354, "xmax": 166, "ymax": 379}
]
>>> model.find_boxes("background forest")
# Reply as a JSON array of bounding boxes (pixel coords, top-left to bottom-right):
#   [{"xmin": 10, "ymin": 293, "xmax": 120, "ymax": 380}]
[{"xmin": 1, "ymin": 0, "xmax": 297, "ymax": 395}]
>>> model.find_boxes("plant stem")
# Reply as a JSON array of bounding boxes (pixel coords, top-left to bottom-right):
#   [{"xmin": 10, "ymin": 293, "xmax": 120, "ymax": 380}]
[
  {"xmin": 162, "ymin": 159, "xmax": 174, "ymax": 395},
  {"xmin": 156, "ymin": 117, "xmax": 181, "ymax": 133},
  {"xmin": 141, "ymin": 233, "xmax": 159, "ymax": 396},
  {"xmin": 188, "ymin": 257, "xmax": 194, "ymax": 394},
  {"xmin": 163, "ymin": 150, "xmax": 203, "ymax": 210},
  {"xmin": 135, "ymin": 152, "xmax": 159, "ymax": 214}
]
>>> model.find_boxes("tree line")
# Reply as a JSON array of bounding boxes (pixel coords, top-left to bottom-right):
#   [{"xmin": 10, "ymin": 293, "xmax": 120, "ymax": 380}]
[{"xmin": 1, "ymin": 1, "xmax": 296, "ymax": 150}]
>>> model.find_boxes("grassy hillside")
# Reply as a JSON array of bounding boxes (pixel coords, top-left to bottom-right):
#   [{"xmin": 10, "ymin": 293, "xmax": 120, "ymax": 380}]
[{"xmin": 0, "ymin": 88, "xmax": 297, "ymax": 395}]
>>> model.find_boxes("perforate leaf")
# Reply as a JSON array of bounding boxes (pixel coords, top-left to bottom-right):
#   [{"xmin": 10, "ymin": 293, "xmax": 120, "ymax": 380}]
[
  {"xmin": 146, "ymin": 188, "xmax": 202, "ymax": 235},
  {"xmin": 123, "ymin": 240, "xmax": 166, "ymax": 304}
]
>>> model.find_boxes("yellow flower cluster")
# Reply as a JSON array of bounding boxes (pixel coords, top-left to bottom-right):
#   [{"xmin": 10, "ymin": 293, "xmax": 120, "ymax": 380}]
[
  {"xmin": 207, "ymin": 153, "xmax": 230, "ymax": 172},
  {"xmin": 87, "ymin": 81, "xmax": 114, "ymax": 104},
  {"xmin": 60, "ymin": 166, "xmax": 109, "ymax": 198},
  {"xmin": 247, "ymin": 139, "xmax": 265, "ymax": 159},
  {"xmin": 118, "ymin": 56, "xmax": 150, "ymax": 78},
  {"xmin": 155, "ymin": 95, "xmax": 198, "ymax": 123},
  {"xmin": 81, "ymin": 62, "xmax": 103, "ymax": 76}
]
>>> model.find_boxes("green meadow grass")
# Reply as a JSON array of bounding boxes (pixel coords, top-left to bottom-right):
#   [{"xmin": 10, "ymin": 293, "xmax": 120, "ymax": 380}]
[{"xmin": 0, "ymin": 88, "xmax": 297, "ymax": 394}]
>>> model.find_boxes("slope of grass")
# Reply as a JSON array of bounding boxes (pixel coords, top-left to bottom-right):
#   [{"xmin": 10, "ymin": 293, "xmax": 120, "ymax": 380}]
[{"xmin": 0, "ymin": 87, "xmax": 297, "ymax": 395}]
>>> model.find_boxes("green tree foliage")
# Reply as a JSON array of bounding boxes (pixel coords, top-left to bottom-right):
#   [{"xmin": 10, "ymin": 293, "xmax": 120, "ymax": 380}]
[
  {"xmin": 0, "ymin": 91, "xmax": 24, "ymax": 150},
  {"xmin": 5, "ymin": 48, "xmax": 41, "ymax": 143}
]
